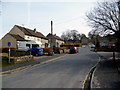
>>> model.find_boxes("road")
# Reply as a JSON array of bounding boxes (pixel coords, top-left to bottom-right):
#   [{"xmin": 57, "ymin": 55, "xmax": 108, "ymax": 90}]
[{"xmin": 3, "ymin": 47, "xmax": 99, "ymax": 88}]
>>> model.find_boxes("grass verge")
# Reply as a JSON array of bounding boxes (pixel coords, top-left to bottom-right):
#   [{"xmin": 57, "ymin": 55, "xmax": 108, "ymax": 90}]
[{"xmin": 2, "ymin": 60, "xmax": 15, "ymax": 67}]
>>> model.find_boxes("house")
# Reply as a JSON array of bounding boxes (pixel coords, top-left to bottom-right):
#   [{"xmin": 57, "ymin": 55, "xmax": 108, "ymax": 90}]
[
  {"xmin": 99, "ymin": 35, "xmax": 117, "ymax": 46},
  {"xmin": 1, "ymin": 25, "xmax": 48, "ymax": 49},
  {"xmin": 81, "ymin": 36, "xmax": 89, "ymax": 45},
  {"xmin": 64, "ymin": 37, "xmax": 88, "ymax": 45},
  {"xmin": 46, "ymin": 33, "xmax": 64, "ymax": 47}
]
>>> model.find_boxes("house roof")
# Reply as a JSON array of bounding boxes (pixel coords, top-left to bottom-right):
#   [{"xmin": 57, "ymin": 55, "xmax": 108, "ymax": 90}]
[
  {"xmin": 9, "ymin": 34, "xmax": 28, "ymax": 41},
  {"xmin": 47, "ymin": 33, "xmax": 64, "ymax": 41},
  {"xmin": 15, "ymin": 25, "xmax": 47, "ymax": 40}
]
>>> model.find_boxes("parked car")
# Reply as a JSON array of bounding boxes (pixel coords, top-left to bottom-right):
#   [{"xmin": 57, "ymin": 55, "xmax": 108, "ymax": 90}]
[
  {"xmin": 30, "ymin": 47, "xmax": 44, "ymax": 56},
  {"xmin": 82, "ymin": 45, "xmax": 86, "ymax": 48},
  {"xmin": 74, "ymin": 47, "xmax": 79, "ymax": 53},
  {"xmin": 89, "ymin": 44, "xmax": 95, "ymax": 51},
  {"xmin": 90, "ymin": 47, "xmax": 95, "ymax": 51},
  {"xmin": 69, "ymin": 47, "xmax": 78, "ymax": 54}
]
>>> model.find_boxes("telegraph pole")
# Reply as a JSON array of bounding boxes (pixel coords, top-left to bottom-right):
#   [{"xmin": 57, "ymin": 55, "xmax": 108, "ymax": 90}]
[{"xmin": 50, "ymin": 21, "xmax": 53, "ymax": 56}]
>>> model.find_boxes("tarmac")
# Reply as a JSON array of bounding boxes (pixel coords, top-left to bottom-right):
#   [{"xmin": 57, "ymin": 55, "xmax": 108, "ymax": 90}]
[
  {"xmin": 91, "ymin": 52, "xmax": 120, "ymax": 89},
  {"xmin": 2, "ymin": 50, "xmax": 120, "ymax": 89}
]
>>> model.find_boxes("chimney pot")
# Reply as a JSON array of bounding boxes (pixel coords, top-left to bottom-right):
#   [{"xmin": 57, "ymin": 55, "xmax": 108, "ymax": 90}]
[{"xmin": 34, "ymin": 28, "xmax": 36, "ymax": 33}]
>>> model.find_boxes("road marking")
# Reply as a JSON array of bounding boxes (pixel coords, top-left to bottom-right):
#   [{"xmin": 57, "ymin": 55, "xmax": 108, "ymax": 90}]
[
  {"xmin": 82, "ymin": 57, "xmax": 101, "ymax": 89},
  {"xmin": 1, "ymin": 54, "xmax": 69, "ymax": 75}
]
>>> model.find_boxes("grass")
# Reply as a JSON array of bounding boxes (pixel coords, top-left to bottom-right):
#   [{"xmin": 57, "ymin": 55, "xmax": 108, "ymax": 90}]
[
  {"xmin": 1, "ymin": 52, "xmax": 15, "ymax": 67},
  {"xmin": 0, "ymin": 53, "xmax": 13, "ymax": 67},
  {"xmin": 2, "ymin": 59, "xmax": 15, "ymax": 67}
]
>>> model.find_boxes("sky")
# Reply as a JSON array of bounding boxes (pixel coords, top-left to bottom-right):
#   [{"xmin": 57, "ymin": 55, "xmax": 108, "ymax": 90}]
[{"xmin": 0, "ymin": 0, "xmax": 106, "ymax": 39}]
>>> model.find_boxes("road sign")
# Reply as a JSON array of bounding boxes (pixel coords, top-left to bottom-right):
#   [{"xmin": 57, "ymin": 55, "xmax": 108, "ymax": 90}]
[
  {"xmin": 8, "ymin": 42, "xmax": 11, "ymax": 62},
  {"xmin": 8, "ymin": 42, "xmax": 11, "ymax": 46}
]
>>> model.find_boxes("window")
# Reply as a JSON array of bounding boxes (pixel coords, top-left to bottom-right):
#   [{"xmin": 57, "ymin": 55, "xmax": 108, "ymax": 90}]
[
  {"xmin": 27, "ymin": 36, "xmax": 31, "ymax": 39},
  {"xmin": 37, "ymin": 38, "xmax": 40, "ymax": 40},
  {"xmin": 42, "ymin": 39, "xmax": 44, "ymax": 42},
  {"xmin": 49, "ymin": 39, "xmax": 50, "ymax": 42},
  {"xmin": 26, "ymin": 44, "xmax": 30, "ymax": 48}
]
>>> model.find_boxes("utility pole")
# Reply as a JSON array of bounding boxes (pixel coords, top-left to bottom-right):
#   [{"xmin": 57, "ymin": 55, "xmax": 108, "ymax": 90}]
[{"xmin": 50, "ymin": 21, "xmax": 53, "ymax": 56}]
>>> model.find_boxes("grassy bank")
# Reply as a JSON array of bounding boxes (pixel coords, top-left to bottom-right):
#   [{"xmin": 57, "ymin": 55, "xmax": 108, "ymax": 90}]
[{"xmin": 2, "ymin": 60, "xmax": 15, "ymax": 67}]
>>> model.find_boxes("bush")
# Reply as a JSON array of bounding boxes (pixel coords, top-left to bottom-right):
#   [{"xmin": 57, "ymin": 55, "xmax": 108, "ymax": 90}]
[
  {"xmin": 96, "ymin": 47, "xmax": 120, "ymax": 52},
  {"xmin": 0, "ymin": 47, "xmax": 16, "ymax": 53},
  {"xmin": 42, "ymin": 48, "xmax": 51, "ymax": 53},
  {"xmin": 10, "ymin": 50, "xmax": 30, "ymax": 57}
]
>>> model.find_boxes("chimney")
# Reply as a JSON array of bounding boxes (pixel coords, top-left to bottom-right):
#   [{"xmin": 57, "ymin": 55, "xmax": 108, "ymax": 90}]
[{"xmin": 34, "ymin": 28, "xmax": 36, "ymax": 33}]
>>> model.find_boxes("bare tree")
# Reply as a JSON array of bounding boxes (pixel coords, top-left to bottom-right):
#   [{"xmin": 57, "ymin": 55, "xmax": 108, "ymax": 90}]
[
  {"xmin": 61, "ymin": 30, "xmax": 71, "ymax": 42},
  {"xmin": 88, "ymin": 30, "xmax": 100, "ymax": 47},
  {"xmin": 71, "ymin": 30, "xmax": 80, "ymax": 43},
  {"xmin": 86, "ymin": 0, "xmax": 120, "ymax": 39},
  {"xmin": 61, "ymin": 30, "xmax": 82, "ymax": 44}
]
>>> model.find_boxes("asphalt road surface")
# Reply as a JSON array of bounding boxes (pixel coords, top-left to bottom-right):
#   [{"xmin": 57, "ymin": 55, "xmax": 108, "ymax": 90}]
[{"xmin": 3, "ymin": 47, "xmax": 99, "ymax": 88}]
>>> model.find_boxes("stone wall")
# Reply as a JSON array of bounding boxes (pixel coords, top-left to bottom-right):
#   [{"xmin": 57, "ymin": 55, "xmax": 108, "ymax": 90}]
[{"xmin": 14, "ymin": 55, "xmax": 33, "ymax": 64}]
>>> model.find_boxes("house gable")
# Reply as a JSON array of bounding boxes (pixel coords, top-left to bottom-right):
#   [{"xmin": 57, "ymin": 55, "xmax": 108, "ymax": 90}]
[
  {"xmin": 9, "ymin": 25, "xmax": 25, "ymax": 38},
  {"xmin": 46, "ymin": 33, "xmax": 64, "ymax": 47},
  {"xmin": 1, "ymin": 33, "xmax": 17, "ymax": 48}
]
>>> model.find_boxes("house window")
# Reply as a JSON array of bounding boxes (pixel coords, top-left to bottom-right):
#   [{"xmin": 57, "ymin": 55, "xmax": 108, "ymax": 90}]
[
  {"xmin": 48, "ymin": 39, "xmax": 50, "ymax": 43},
  {"xmin": 37, "ymin": 38, "xmax": 40, "ymax": 40},
  {"xmin": 27, "ymin": 36, "xmax": 31, "ymax": 39},
  {"xmin": 42, "ymin": 39, "xmax": 44, "ymax": 42}
]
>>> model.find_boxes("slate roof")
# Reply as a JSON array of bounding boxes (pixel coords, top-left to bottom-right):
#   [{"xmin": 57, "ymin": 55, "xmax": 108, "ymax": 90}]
[
  {"xmin": 9, "ymin": 34, "xmax": 28, "ymax": 41},
  {"xmin": 47, "ymin": 33, "xmax": 64, "ymax": 41},
  {"xmin": 15, "ymin": 25, "xmax": 47, "ymax": 39}
]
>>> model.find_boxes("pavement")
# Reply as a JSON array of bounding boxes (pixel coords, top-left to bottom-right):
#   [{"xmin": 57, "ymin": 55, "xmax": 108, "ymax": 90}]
[
  {"xmin": 2, "ymin": 53, "xmax": 68, "ymax": 72},
  {"xmin": 91, "ymin": 52, "xmax": 120, "ymax": 89}
]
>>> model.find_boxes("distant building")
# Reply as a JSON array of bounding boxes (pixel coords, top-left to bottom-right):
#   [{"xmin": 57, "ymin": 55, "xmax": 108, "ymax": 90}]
[
  {"xmin": 65, "ymin": 37, "xmax": 89, "ymax": 45},
  {"xmin": 46, "ymin": 33, "xmax": 64, "ymax": 47},
  {"xmin": 1, "ymin": 25, "xmax": 48, "ymax": 49},
  {"xmin": 81, "ymin": 36, "xmax": 89, "ymax": 45},
  {"xmin": 99, "ymin": 35, "xmax": 117, "ymax": 46},
  {"xmin": 65, "ymin": 40, "xmax": 80, "ymax": 44}
]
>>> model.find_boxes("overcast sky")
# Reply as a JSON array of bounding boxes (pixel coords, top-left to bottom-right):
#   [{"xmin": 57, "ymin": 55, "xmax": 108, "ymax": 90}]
[{"xmin": 1, "ymin": 0, "xmax": 108, "ymax": 39}]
